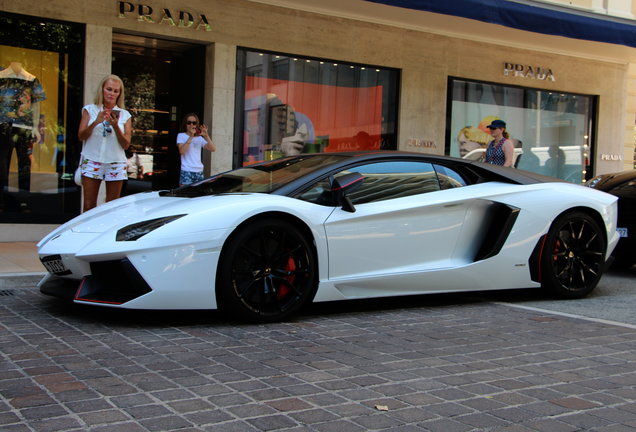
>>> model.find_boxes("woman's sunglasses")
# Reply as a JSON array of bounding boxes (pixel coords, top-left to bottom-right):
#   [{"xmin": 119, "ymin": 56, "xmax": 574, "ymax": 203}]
[{"xmin": 186, "ymin": 121, "xmax": 198, "ymax": 125}]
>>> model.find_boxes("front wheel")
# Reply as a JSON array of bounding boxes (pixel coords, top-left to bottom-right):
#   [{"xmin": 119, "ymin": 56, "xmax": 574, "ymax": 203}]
[
  {"xmin": 216, "ymin": 218, "xmax": 317, "ymax": 323},
  {"xmin": 541, "ymin": 211, "xmax": 606, "ymax": 299}
]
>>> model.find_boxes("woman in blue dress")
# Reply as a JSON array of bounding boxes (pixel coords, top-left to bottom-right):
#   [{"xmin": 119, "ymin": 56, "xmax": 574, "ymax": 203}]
[{"xmin": 485, "ymin": 119, "xmax": 514, "ymax": 167}]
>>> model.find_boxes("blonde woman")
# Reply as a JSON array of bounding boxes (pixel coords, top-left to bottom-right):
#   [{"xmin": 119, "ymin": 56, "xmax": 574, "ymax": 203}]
[{"xmin": 77, "ymin": 75, "xmax": 132, "ymax": 211}]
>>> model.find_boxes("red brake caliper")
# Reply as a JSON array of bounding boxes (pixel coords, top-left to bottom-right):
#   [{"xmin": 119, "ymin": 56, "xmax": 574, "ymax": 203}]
[
  {"xmin": 277, "ymin": 255, "xmax": 296, "ymax": 299},
  {"xmin": 552, "ymin": 239, "xmax": 561, "ymax": 262}
]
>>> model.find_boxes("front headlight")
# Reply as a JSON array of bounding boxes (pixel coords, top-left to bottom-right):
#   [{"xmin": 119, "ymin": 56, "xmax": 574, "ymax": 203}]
[
  {"xmin": 116, "ymin": 215, "xmax": 186, "ymax": 241},
  {"xmin": 585, "ymin": 176, "xmax": 602, "ymax": 188}
]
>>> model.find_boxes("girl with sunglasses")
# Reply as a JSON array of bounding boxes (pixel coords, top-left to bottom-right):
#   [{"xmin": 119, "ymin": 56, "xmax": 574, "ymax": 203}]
[{"xmin": 176, "ymin": 113, "xmax": 216, "ymax": 186}]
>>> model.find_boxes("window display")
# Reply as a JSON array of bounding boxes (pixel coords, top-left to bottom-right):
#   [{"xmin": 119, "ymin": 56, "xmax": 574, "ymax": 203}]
[
  {"xmin": 0, "ymin": 12, "xmax": 83, "ymax": 222},
  {"xmin": 236, "ymin": 49, "xmax": 399, "ymax": 167},
  {"xmin": 448, "ymin": 78, "xmax": 596, "ymax": 183}
]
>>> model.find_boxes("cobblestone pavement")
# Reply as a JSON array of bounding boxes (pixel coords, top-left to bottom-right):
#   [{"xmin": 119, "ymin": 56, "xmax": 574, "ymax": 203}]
[{"xmin": 2, "ymin": 280, "xmax": 636, "ymax": 431}]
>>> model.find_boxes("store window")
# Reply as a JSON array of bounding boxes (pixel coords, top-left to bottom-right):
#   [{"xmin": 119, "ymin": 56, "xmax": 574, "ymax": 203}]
[
  {"xmin": 235, "ymin": 49, "xmax": 399, "ymax": 167},
  {"xmin": 0, "ymin": 12, "xmax": 83, "ymax": 223},
  {"xmin": 447, "ymin": 78, "xmax": 596, "ymax": 183}
]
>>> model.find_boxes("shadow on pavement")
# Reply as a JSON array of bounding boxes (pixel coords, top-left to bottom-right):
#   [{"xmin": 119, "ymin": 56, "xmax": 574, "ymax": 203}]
[{"xmin": 34, "ymin": 266, "xmax": 634, "ymax": 328}]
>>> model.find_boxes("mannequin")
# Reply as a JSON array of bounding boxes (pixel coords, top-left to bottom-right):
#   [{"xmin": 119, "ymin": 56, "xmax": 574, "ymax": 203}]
[{"xmin": 0, "ymin": 61, "xmax": 46, "ymax": 211}]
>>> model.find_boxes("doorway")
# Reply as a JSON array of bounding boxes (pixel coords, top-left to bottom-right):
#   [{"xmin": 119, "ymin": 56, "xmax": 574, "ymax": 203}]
[{"xmin": 112, "ymin": 33, "xmax": 205, "ymax": 193}]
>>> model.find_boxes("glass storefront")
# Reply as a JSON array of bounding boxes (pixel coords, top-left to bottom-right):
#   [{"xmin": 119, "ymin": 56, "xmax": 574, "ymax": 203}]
[
  {"xmin": 447, "ymin": 78, "xmax": 597, "ymax": 183},
  {"xmin": 0, "ymin": 12, "xmax": 84, "ymax": 222},
  {"xmin": 0, "ymin": 11, "xmax": 611, "ymax": 231},
  {"xmin": 235, "ymin": 48, "xmax": 400, "ymax": 167},
  {"xmin": 112, "ymin": 34, "xmax": 206, "ymax": 194}
]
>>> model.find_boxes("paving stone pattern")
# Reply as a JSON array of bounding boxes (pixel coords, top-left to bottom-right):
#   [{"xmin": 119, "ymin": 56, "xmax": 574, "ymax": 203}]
[{"xmin": 2, "ymin": 285, "xmax": 636, "ymax": 431}]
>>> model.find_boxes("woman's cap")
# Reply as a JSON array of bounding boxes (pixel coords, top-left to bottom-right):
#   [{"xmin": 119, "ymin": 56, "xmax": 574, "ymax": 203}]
[{"xmin": 487, "ymin": 119, "xmax": 506, "ymax": 129}]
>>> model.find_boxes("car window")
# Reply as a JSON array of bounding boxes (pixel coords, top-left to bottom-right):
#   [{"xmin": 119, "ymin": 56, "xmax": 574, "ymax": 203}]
[
  {"xmin": 162, "ymin": 154, "xmax": 346, "ymax": 197},
  {"xmin": 433, "ymin": 164, "xmax": 467, "ymax": 189},
  {"xmin": 295, "ymin": 177, "xmax": 333, "ymax": 205},
  {"xmin": 297, "ymin": 160, "xmax": 446, "ymax": 205}
]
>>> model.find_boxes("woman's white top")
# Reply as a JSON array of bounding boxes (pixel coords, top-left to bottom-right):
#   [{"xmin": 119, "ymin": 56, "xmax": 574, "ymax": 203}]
[
  {"xmin": 82, "ymin": 104, "xmax": 131, "ymax": 163},
  {"xmin": 176, "ymin": 132, "xmax": 207, "ymax": 172}
]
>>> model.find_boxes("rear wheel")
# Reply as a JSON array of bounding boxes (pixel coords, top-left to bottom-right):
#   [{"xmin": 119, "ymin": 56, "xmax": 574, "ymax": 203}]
[
  {"xmin": 541, "ymin": 211, "xmax": 606, "ymax": 299},
  {"xmin": 217, "ymin": 218, "xmax": 317, "ymax": 322}
]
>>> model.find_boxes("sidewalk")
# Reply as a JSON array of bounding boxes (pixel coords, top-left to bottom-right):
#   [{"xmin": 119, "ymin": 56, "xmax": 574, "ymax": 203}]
[{"xmin": 0, "ymin": 241, "xmax": 45, "ymax": 275}]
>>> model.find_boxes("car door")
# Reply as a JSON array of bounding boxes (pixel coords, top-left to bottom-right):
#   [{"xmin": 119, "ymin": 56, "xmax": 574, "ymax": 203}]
[{"xmin": 320, "ymin": 160, "xmax": 473, "ymax": 280}]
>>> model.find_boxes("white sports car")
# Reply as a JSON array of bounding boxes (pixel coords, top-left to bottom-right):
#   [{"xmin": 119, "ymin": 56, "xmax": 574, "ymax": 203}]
[{"xmin": 38, "ymin": 152, "xmax": 620, "ymax": 322}]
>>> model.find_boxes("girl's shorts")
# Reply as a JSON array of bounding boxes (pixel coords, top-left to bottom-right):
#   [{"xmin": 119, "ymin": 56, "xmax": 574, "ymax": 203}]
[
  {"xmin": 180, "ymin": 170, "xmax": 204, "ymax": 185},
  {"xmin": 81, "ymin": 158, "xmax": 127, "ymax": 181}
]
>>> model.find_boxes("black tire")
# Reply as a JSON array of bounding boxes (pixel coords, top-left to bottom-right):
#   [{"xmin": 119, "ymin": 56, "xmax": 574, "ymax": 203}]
[
  {"xmin": 216, "ymin": 218, "xmax": 317, "ymax": 323},
  {"xmin": 541, "ymin": 211, "xmax": 606, "ymax": 299}
]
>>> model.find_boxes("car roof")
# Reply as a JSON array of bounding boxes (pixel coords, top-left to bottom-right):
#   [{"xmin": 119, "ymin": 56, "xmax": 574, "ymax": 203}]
[
  {"xmin": 317, "ymin": 151, "xmax": 563, "ymax": 184},
  {"xmin": 273, "ymin": 151, "xmax": 563, "ymax": 196}
]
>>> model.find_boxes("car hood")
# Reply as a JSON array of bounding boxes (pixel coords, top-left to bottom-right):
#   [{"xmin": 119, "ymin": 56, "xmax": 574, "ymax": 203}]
[
  {"xmin": 38, "ymin": 191, "xmax": 324, "ymax": 251},
  {"xmin": 39, "ymin": 192, "xmax": 269, "ymax": 243},
  {"xmin": 592, "ymin": 170, "xmax": 636, "ymax": 192},
  {"xmin": 67, "ymin": 192, "xmax": 196, "ymax": 234}
]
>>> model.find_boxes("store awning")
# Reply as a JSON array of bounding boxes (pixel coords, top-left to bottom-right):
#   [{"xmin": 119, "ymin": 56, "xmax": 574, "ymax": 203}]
[{"xmin": 364, "ymin": 0, "xmax": 636, "ymax": 48}]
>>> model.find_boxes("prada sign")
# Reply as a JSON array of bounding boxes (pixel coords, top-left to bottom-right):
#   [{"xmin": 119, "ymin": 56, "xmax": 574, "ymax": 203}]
[
  {"xmin": 504, "ymin": 63, "xmax": 555, "ymax": 81},
  {"xmin": 406, "ymin": 138, "xmax": 436, "ymax": 149},
  {"xmin": 600, "ymin": 154, "xmax": 622, "ymax": 161},
  {"xmin": 118, "ymin": 1, "xmax": 212, "ymax": 31}
]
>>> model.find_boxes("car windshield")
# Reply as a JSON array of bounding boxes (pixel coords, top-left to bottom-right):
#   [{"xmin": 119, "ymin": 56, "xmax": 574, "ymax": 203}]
[{"xmin": 162, "ymin": 154, "xmax": 347, "ymax": 197}]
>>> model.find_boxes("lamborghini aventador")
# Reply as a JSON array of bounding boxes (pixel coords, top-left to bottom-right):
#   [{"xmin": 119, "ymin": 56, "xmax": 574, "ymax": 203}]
[{"xmin": 38, "ymin": 152, "xmax": 620, "ymax": 322}]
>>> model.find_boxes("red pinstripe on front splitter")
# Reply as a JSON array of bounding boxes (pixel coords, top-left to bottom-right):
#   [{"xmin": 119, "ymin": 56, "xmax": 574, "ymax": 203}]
[{"xmin": 74, "ymin": 277, "xmax": 124, "ymax": 305}]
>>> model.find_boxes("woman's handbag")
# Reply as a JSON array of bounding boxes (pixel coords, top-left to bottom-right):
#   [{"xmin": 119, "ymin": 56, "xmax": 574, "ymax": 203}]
[{"xmin": 74, "ymin": 155, "xmax": 83, "ymax": 186}]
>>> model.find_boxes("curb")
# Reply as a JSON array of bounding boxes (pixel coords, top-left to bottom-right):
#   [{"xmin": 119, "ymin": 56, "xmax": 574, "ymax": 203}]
[{"xmin": 0, "ymin": 273, "xmax": 46, "ymax": 288}]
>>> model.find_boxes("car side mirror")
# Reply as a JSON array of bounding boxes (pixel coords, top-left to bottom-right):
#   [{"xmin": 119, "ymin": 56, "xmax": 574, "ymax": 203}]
[{"xmin": 330, "ymin": 172, "xmax": 364, "ymax": 213}]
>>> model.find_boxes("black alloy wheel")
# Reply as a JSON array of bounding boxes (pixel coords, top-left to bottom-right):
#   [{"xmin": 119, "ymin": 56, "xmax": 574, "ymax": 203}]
[
  {"xmin": 217, "ymin": 218, "xmax": 317, "ymax": 322},
  {"xmin": 541, "ymin": 211, "xmax": 606, "ymax": 299}
]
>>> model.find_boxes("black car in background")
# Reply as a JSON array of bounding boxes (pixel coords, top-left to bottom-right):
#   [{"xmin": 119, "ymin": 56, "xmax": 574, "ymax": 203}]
[{"xmin": 588, "ymin": 170, "xmax": 636, "ymax": 268}]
